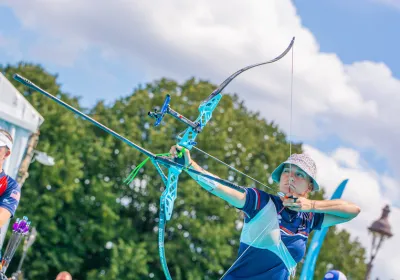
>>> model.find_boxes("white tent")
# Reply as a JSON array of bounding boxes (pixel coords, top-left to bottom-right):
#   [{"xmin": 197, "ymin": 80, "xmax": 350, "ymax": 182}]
[
  {"xmin": 0, "ymin": 72, "xmax": 44, "ymax": 249},
  {"xmin": 0, "ymin": 72, "xmax": 44, "ymax": 178}
]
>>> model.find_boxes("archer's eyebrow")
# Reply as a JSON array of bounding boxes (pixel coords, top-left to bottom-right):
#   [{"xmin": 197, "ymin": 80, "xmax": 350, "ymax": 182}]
[
  {"xmin": 283, "ymin": 165, "xmax": 307, "ymax": 174},
  {"xmin": 283, "ymin": 164, "xmax": 298, "ymax": 170}
]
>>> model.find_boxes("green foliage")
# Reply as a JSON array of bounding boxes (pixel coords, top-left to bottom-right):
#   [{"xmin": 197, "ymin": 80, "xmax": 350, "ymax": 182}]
[{"xmin": 0, "ymin": 63, "xmax": 366, "ymax": 279}]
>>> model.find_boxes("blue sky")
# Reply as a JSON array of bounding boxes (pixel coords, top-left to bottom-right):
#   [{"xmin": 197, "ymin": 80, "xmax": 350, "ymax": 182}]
[
  {"xmin": 1, "ymin": 1, "xmax": 399, "ymax": 103},
  {"xmin": 0, "ymin": 0, "xmax": 399, "ymax": 174},
  {"xmin": 296, "ymin": 0, "xmax": 400, "ymax": 78},
  {"xmin": 0, "ymin": 0, "xmax": 397, "ymax": 174},
  {"xmin": 295, "ymin": 0, "xmax": 400, "ymax": 174},
  {"xmin": 0, "ymin": 5, "xmax": 139, "ymax": 109},
  {"xmin": 2, "ymin": 1, "xmax": 398, "ymax": 108}
]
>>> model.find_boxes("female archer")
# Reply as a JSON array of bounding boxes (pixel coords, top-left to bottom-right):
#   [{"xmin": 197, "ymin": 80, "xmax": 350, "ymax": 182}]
[{"xmin": 169, "ymin": 146, "xmax": 360, "ymax": 279}]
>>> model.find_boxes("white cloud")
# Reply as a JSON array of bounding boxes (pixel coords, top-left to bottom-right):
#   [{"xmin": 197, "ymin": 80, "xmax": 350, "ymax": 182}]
[
  {"xmin": 304, "ymin": 145, "xmax": 399, "ymax": 280},
  {"xmin": 332, "ymin": 147, "xmax": 362, "ymax": 169},
  {"xmin": 372, "ymin": 0, "xmax": 400, "ymax": 9},
  {"xmin": 380, "ymin": 175, "xmax": 400, "ymax": 207},
  {"xmin": 1, "ymin": 0, "xmax": 400, "ymax": 278}
]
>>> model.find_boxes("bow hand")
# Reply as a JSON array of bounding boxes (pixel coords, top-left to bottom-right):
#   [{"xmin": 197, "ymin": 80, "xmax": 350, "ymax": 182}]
[
  {"xmin": 169, "ymin": 145, "xmax": 192, "ymax": 166},
  {"xmin": 283, "ymin": 197, "xmax": 314, "ymax": 212}
]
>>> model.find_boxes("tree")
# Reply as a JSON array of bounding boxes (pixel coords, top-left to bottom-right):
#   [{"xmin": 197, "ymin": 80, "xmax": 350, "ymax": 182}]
[
  {"xmin": 1, "ymin": 63, "xmax": 367, "ymax": 279},
  {"xmin": 1, "ymin": 63, "xmax": 121, "ymax": 279}
]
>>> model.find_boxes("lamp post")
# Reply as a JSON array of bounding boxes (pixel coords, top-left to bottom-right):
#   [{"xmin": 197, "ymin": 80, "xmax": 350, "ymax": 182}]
[{"xmin": 365, "ymin": 205, "xmax": 393, "ymax": 280}]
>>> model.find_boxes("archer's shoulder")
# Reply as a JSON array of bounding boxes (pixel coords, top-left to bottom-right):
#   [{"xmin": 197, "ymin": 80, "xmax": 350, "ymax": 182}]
[
  {"xmin": 7, "ymin": 176, "xmax": 20, "ymax": 188},
  {"xmin": 244, "ymin": 187, "xmax": 272, "ymax": 201},
  {"xmin": 5, "ymin": 175, "xmax": 21, "ymax": 191}
]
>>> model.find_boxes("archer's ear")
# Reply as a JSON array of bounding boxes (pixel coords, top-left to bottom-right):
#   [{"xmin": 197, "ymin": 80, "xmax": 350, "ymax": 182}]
[{"xmin": 4, "ymin": 149, "xmax": 11, "ymax": 159}]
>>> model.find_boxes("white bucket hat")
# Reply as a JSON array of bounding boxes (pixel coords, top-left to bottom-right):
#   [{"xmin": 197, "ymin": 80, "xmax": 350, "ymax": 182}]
[
  {"xmin": 271, "ymin": 153, "xmax": 319, "ymax": 191},
  {"xmin": 0, "ymin": 132, "xmax": 13, "ymax": 152}
]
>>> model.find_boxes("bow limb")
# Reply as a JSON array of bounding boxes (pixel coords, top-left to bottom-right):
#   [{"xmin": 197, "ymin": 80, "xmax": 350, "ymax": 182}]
[{"xmin": 219, "ymin": 39, "xmax": 296, "ymax": 279}]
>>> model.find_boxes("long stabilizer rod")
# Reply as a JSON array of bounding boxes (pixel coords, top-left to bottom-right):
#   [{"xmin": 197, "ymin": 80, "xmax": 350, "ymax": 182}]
[{"xmin": 13, "ymin": 74, "xmax": 155, "ymax": 159}]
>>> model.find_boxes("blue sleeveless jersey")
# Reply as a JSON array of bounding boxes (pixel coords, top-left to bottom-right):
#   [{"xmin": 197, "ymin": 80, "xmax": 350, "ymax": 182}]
[{"xmin": 223, "ymin": 188, "xmax": 324, "ymax": 280}]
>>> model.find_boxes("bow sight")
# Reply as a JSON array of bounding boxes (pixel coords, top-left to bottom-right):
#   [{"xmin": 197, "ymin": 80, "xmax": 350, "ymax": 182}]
[{"xmin": 148, "ymin": 94, "xmax": 203, "ymax": 143}]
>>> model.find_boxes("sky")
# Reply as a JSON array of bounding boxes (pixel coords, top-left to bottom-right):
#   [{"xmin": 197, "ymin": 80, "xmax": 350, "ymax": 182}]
[{"xmin": 1, "ymin": 0, "xmax": 400, "ymax": 278}]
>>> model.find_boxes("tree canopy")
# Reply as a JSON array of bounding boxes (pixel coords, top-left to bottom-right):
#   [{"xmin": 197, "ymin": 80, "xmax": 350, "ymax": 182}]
[{"xmin": 0, "ymin": 63, "xmax": 366, "ymax": 279}]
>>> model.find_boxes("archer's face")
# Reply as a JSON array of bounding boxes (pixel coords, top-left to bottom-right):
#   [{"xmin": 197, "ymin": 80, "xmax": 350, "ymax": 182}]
[{"xmin": 279, "ymin": 164, "xmax": 312, "ymax": 196}]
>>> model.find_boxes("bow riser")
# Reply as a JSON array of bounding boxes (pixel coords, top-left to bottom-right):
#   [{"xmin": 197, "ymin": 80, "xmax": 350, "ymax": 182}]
[
  {"xmin": 158, "ymin": 193, "xmax": 171, "ymax": 279},
  {"xmin": 164, "ymin": 167, "xmax": 180, "ymax": 220},
  {"xmin": 178, "ymin": 94, "xmax": 222, "ymax": 149}
]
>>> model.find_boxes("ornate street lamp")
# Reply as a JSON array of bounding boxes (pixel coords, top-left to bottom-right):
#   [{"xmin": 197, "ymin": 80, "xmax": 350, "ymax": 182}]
[{"xmin": 365, "ymin": 205, "xmax": 393, "ymax": 280}]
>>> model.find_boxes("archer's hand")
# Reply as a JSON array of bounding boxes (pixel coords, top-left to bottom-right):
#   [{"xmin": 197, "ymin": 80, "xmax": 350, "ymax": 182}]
[
  {"xmin": 282, "ymin": 196, "xmax": 314, "ymax": 212},
  {"xmin": 169, "ymin": 145, "xmax": 192, "ymax": 166}
]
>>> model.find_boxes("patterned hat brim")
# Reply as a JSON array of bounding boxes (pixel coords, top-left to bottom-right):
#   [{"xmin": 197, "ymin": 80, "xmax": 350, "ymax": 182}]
[{"xmin": 271, "ymin": 161, "xmax": 320, "ymax": 191}]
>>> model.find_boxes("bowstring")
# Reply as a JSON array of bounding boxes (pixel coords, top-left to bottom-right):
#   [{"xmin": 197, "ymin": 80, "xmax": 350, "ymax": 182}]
[
  {"xmin": 289, "ymin": 38, "xmax": 294, "ymax": 161},
  {"xmin": 288, "ymin": 39, "xmax": 294, "ymax": 187},
  {"xmin": 219, "ymin": 43, "xmax": 295, "ymax": 279},
  {"xmin": 192, "ymin": 146, "xmax": 272, "ymax": 190}
]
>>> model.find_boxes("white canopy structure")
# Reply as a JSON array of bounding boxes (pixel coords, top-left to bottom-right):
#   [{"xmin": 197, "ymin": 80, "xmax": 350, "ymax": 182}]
[
  {"xmin": 0, "ymin": 72, "xmax": 44, "ymax": 249},
  {"xmin": 0, "ymin": 72, "xmax": 44, "ymax": 178}
]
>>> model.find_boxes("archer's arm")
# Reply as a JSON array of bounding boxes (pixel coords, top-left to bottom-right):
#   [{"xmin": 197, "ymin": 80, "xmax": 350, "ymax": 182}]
[
  {"xmin": 0, "ymin": 208, "xmax": 11, "ymax": 227},
  {"xmin": 283, "ymin": 196, "xmax": 361, "ymax": 228},
  {"xmin": 313, "ymin": 199, "xmax": 361, "ymax": 228},
  {"xmin": 186, "ymin": 160, "xmax": 246, "ymax": 208},
  {"xmin": 169, "ymin": 145, "xmax": 246, "ymax": 207}
]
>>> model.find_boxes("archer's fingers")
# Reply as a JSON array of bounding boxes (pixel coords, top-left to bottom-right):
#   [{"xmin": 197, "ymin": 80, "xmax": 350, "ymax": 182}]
[
  {"xmin": 169, "ymin": 146, "xmax": 178, "ymax": 157},
  {"xmin": 283, "ymin": 198, "xmax": 296, "ymax": 204},
  {"xmin": 283, "ymin": 202, "xmax": 300, "ymax": 207},
  {"xmin": 176, "ymin": 145, "xmax": 189, "ymax": 156},
  {"xmin": 288, "ymin": 206, "xmax": 300, "ymax": 212}
]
